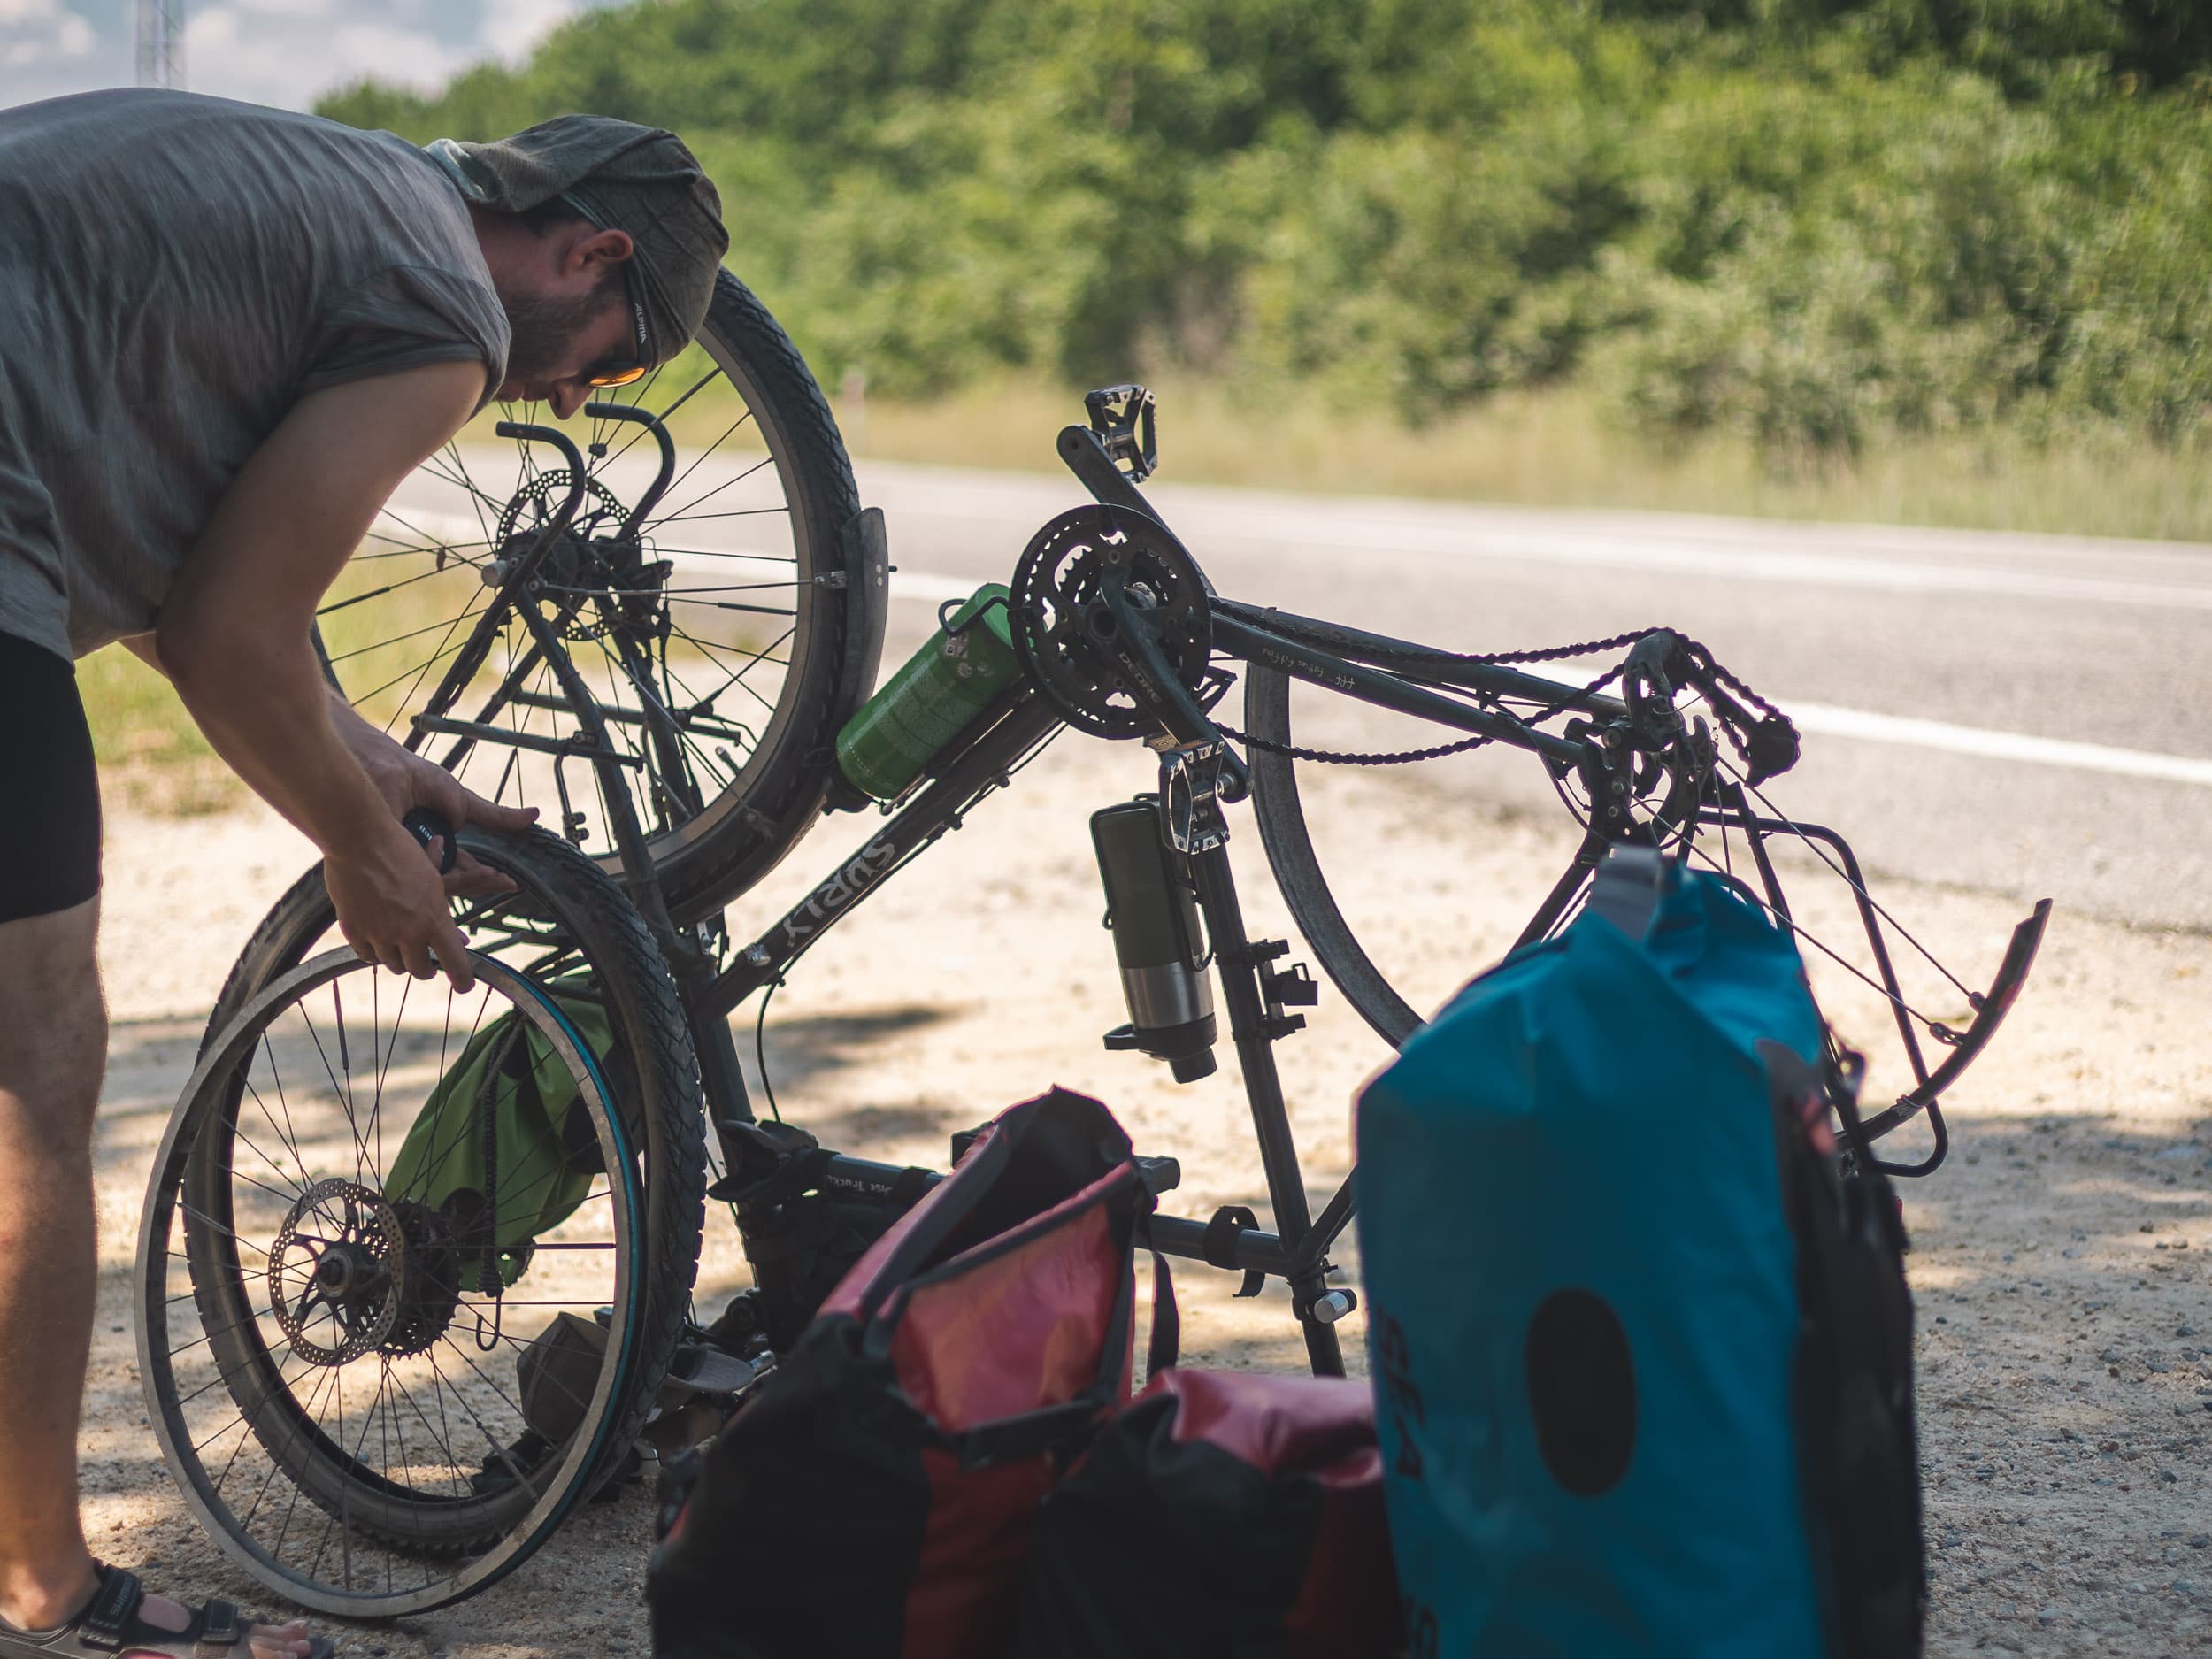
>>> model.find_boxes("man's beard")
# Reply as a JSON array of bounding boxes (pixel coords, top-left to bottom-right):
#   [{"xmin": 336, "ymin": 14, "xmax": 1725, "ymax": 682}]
[{"xmin": 498, "ymin": 280, "xmax": 620, "ymax": 388}]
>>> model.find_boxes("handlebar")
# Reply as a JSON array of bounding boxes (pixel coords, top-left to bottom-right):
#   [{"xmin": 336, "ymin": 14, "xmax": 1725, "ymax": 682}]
[{"xmin": 580, "ymin": 402, "xmax": 679, "ymax": 524}]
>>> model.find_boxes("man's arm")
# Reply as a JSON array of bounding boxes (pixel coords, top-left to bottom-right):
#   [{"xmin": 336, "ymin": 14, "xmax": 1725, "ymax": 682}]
[
  {"xmin": 121, "ymin": 633, "xmax": 535, "ymax": 905},
  {"xmin": 150, "ymin": 362, "xmax": 528, "ymax": 988}
]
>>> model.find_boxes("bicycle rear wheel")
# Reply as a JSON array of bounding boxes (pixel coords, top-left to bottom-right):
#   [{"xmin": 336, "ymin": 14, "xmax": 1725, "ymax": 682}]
[
  {"xmin": 1245, "ymin": 660, "xmax": 1609, "ymax": 1048},
  {"xmin": 322, "ymin": 271, "xmax": 880, "ymax": 925},
  {"xmin": 1242, "ymin": 654, "xmax": 2049, "ymax": 1165},
  {"xmin": 140, "ymin": 830, "xmax": 706, "ymax": 1616}
]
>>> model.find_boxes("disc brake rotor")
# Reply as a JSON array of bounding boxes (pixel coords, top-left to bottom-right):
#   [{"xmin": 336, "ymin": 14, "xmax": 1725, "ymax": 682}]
[
  {"xmin": 1008, "ymin": 504, "xmax": 1212, "ymax": 738},
  {"xmin": 493, "ymin": 472, "xmax": 642, "ymax": 641},
  {"xmin": 495, "ymin": 469, "xmax": 629, "ymax": 547},
  {"xmin": 267, "ymin": 1179, "xmax": 407, "ymax": 1366}
]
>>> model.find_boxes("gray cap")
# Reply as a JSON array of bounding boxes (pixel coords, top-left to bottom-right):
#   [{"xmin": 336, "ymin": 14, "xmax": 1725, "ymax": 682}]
[{"xmin": 425, "ymin": 116, "xmax": 727, "ymax": 367}]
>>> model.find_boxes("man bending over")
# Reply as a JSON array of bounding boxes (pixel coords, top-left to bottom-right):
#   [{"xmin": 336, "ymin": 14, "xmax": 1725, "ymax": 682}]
[{"xmin": 0, "ymin": 89, "xmax": 727, "ymax": 1659}]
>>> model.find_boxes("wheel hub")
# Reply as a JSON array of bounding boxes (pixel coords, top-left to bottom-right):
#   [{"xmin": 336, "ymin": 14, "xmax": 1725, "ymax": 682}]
[
  {"xmin": 268, "ymin": 1180, "xmax": 406, "ymax": 1366},
  {"xmin": 310, "ymin": 1245, "xmax": 386, "ymax": 1301}
]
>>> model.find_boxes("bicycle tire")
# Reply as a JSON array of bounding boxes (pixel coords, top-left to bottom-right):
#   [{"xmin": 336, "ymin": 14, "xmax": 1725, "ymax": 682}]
[
  {"xmin": 1246, "ymin": 631, "xmax": 2049, "ymax": 1169},
  {"xmin": 326, "ymin": 270, "xmax": 876, "ymax": 926},
  {"xmin": 147, "ymin": 828, "xmax": 706, "ymax": 1615},
  {"xmin": 1245, "ymin": 664, "xmax": 1425, "ymax": 1049}
]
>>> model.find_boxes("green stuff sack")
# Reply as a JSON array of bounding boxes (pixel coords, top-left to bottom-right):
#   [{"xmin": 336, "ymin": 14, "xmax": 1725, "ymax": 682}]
[{"xmin": 385, "ymin": 984, "xmax": 625, "ymax": 1288}]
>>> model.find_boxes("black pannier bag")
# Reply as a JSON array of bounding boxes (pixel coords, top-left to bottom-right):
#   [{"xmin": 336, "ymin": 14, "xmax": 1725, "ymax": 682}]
[
  {"xmin": 649, "ymin": 1087, "xmax": 1164, "ymax": 1659},
  {"xmin": 1768, "ymin": 1043, "xmax": 1927, "ymax": 1658},
  {"xmin": 1008, "ymin": 1367, "xmax": 1402, "ymax": 1659}
]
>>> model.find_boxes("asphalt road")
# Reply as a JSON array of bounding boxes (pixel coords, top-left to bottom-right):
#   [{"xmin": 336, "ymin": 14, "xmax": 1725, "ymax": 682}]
[
  {"xmin": 401, "ymin": 445, "xmax": 2211, "ymax": 934},
  {"xmin": 843, "ymin": 458, "xmax": 2212, "ymax": 936}
]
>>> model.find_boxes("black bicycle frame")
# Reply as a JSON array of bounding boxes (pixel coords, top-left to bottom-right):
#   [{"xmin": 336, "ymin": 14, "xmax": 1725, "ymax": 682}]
[{"xmin": 436, "ymin": 413, "xmax": 2048, "ymax": 1377}]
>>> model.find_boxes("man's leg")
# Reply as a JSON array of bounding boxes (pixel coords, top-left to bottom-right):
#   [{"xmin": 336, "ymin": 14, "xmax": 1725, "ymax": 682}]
[
  {"xmin": 0, "ymin": 897, "xmax": 104, "ymax": 1628},
  {"xmin": 0, "ymin": 910, "xmax": 319, "ymax": 1659},
  {"xmin": 0, "ymin": 631, "xmax": 317, "ymax": 1655}
]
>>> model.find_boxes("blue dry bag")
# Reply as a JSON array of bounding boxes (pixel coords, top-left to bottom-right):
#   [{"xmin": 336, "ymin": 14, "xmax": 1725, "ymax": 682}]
[{"xmin": 1357, "ymin": 852, "xmax": 1832, "ymax": 1659}]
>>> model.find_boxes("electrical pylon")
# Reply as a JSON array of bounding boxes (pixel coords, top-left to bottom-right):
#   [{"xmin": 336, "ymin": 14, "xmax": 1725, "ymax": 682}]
[{"xmin": 135, "ymin": 0, "xmax": 185, "ymax": 89}]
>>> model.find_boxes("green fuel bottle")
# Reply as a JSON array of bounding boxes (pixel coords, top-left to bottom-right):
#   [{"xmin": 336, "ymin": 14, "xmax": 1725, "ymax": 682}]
[{"xmin": 834, "ymin": 584, "xmax": 1021, "ymax": 802}]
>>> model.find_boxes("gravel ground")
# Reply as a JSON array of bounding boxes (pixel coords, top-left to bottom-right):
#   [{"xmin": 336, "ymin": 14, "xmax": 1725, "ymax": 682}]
[{"xmin": 84, "ymin": 727, "xmax": 2211, "ymax": 1657}]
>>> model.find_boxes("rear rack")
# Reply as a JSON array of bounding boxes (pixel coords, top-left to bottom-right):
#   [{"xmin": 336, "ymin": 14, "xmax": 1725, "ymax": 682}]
[{"xmin": 1698, "ymin": 799, "xmax": 2052, "ymax": 1176}]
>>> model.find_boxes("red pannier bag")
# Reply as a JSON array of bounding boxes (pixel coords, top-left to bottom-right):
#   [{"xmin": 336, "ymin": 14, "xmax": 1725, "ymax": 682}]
[
  {"xmin": 649, "ymin": 1087, "xmax": 1161, "ymax": 1659},
  {"xmin": 1007, "ymin": 1367, "xmax": 1403, "ymax": 1659}
]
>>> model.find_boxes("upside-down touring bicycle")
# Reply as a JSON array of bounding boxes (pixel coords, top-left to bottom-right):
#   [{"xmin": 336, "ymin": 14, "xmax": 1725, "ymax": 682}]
[{"xmin": 134, "ymin": 277, "xmax": 2048, "ymax": 1618}]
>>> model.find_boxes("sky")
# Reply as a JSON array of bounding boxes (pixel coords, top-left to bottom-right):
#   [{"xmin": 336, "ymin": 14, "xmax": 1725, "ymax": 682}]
[{"xmin": 0, "ymin": 0, "xmax": 623, "ymax": 113}]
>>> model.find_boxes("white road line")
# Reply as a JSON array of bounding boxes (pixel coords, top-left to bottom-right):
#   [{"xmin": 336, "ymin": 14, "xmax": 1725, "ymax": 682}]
[
  {"xmin": 1191, "ymin": 507, "xmax": 2212, "ymax": 611},
  {"xmin": 888, "ymin": 570, "xmax": 995, "ymax": 604},
  {"xmin": 885, "ymin": 572, "xmax": 2212, "ymax": 789},
  {"xmin": 402, "ymin": 474, "xmax": 2212, "ymax": 610},
  {"xmin": 1527, "ymin": 657, "xmax": 2212, "ymax": 785},
  {"xmin": 1781, "ymin": 701, "xmax": 2212, "ymax": 787},
  {"xmin": 1488, "ymin": 654, "xmax": 2212, "ymax": 789}
]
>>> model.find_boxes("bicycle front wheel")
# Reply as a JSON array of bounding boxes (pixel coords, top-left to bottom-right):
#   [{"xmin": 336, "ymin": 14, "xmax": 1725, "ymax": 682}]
[{"xmin": 320, "ymin": 272, "xmax": 878, "ymax": 924}]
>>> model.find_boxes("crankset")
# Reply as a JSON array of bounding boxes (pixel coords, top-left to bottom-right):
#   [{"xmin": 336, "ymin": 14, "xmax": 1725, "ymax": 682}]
[{"xmin": 1008, "ymin": 503, "xmax": 1215, "ymax": 739}]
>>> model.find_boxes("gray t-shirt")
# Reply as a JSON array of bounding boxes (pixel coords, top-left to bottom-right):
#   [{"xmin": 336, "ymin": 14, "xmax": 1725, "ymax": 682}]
[{"xmin": 0, "ymin": 88, "xmax": 511, "ymax": 660}]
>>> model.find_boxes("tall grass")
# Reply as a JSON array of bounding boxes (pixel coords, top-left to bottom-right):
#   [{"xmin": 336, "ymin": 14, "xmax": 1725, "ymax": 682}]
[
  {"xmin": 78, "ymin": 644, "xmax": 240, "ymax": 816},
  {"xmin": 834, "ymin": 378, "xmax": 2212, "ymax": 543}
]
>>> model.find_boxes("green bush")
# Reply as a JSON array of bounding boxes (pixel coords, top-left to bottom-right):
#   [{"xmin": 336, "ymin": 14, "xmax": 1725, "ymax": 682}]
[{"xmin": 319, "ymin": 0, "xmax": 2212, "ymax": 462}]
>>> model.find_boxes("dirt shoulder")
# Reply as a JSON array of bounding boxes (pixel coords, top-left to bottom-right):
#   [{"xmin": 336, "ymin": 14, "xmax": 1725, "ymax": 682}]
[{"xmin": 89, "ymin": 734, "xmax": 2212, "ymax": 1657}]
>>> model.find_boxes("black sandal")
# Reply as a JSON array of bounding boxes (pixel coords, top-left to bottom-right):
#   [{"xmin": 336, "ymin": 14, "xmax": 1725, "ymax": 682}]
[{"xmin": 0, "ymin": 1563, "xmax": 334, "ymax": 1659}]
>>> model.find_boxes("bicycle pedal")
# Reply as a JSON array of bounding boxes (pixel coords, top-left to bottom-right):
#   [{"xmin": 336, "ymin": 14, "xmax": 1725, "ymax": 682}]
[{"xmin": 1263, "ymin": 961, "xmax": 1318, "ymax": 1008}]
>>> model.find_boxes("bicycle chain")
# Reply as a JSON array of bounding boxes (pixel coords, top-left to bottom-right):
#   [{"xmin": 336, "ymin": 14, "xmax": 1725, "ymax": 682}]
[{"xmin": 1218, "ymin": 624, "xmax": 1797, "ymax": 778}]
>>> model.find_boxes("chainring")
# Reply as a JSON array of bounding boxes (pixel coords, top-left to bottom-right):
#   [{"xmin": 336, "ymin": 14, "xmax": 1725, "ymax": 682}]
[{"xmin": 1008, "ymin": 505, "xmax": 1212, "ymax": 738}]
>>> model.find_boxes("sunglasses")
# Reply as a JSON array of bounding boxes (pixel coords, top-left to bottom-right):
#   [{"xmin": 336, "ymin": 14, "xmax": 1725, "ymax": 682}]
[
  {"xmin": 564, "ymin": 190, "xmax": 657, "ymax": 388},
  {"xmin": 584, "ymin": 356, "xmax": 650, "ymax": 389}
]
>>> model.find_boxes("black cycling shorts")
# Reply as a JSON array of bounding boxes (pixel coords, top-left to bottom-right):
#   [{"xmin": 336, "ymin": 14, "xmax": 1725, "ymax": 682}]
[{"xmin": 0, "ymin": 630, "xmax": 101, "ymax": 923}]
